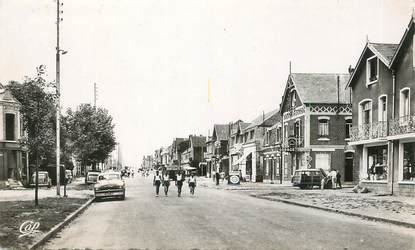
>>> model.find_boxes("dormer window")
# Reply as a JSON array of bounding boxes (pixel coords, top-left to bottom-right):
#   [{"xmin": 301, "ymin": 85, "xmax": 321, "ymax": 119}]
[{"xmin": 366, "ymin": 56, "xmax": 378, "ymax": 85}]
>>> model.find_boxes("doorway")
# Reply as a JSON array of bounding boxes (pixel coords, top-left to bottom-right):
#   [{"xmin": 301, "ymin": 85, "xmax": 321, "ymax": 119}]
[{"xmin": 345, "ymin": 152, "xmax": 354, "ymax": 182}]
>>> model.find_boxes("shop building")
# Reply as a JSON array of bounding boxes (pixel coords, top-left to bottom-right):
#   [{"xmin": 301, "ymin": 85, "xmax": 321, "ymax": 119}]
[
  {"xmin": 280, "ymin": 73, "xmax": 352, "ymax": 182},
  {"xmin": 348, "ymin": 15, "xmax": 415, "ymax": 196}
]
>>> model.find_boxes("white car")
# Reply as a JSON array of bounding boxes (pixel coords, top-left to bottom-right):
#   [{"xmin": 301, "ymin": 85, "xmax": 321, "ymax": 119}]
[
  {"xmin": 85, "ymin": 171, "xmax": 101, "ymax": 184},
  {"xmin": 94, "ymin": 172, "xmax": 126, "ymax": 200}
]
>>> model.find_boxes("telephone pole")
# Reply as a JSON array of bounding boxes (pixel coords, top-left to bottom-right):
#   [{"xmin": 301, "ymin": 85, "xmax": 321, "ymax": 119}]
[{"xmin": 56, "ymin": 0, "xmax": 64, "ymax": 196}]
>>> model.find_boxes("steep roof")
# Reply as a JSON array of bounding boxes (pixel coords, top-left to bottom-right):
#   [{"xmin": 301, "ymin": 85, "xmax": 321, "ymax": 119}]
[
  {"xmin": 291, "ymin": 73, "xmax": 351, "ymax": 104},
  {"xmin": 244, "ymin": 109, "xmax": 279, "ymax": 131},
  {"xmin": 369, "ymin": 43, "xmax": 399, "ymax": 65},
  {"xmin": 190, "ymin": 135, "xmax": 206, "ymax": 148},
  {"xmin": 390, "ymin": 15, "xmax": 415, "ymax": 68},
  {"xmin": 213, "ymin": 124, "xmax": 230, "ymax": 141}
]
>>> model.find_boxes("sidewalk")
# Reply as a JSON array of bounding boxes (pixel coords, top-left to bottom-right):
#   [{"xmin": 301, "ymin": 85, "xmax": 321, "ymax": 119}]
[
  {"xmin": 198, "ymin": 177, "xmax": 415, "ymax": 228},
  {"xmin": 0, "ymin": 177, "xmax": 93, "ymax": 202}
]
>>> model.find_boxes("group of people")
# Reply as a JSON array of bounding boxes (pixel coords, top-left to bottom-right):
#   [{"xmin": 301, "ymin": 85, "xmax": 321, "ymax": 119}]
[
  {"xmin": 153, "ymin": 170, "xmax": 197, "ymax": 197},
  {"xmin": 324, "ymin": 169, "xmax": 342, "ymax": 189}
]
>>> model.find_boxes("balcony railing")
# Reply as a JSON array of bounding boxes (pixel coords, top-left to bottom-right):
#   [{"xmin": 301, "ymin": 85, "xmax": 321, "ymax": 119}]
[
  {"xmin": 350, "ymin": 121, "xmax": 387, "ymax": 142},
  {"xmin": 389, "ymin": 115, "xmax": 415, "ymax": 136},
  {"xmin": 282, "ymin": 136, "xmax": 304, "ymax": 148}
]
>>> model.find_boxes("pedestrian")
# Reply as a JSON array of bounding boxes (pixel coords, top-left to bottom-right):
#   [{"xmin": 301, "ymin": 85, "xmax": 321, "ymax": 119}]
[
  {"xmin": 215, "ymin": 171, "xmax": 220, "ymax": 186},
  {"xmin": 188, "ymin": 173, "xmax": 197, "ymax": 195},
  {"xmin": 153, "ymin": 170, "xmax": 161, "ymax": 197},
  {"xmin": 329, "ymin": 169, "xmax": 337, "ymax": 189},
  {"xmin": 176, "ymin": 171, "xmax": 184, "ymax": 197},
  {"xmin": 336, "ymin": 171, "xmax": 342, "ymax": 189},
  {"xmin": 239, "ymin": 170, "xmax": 243, "ymax": 182},
  {"xmin": 162, "ymin": 171, "xmax": 170, "ymax": 196}
]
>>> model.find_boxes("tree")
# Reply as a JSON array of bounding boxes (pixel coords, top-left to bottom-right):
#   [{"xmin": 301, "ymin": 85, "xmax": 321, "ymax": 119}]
[
  {"xmin": 7, "ymin": 72, "xmax": 56, "ymax": 206},
  {"xmin": 66, "ymin": 104, "xmax": 116, "ymax": 171}
]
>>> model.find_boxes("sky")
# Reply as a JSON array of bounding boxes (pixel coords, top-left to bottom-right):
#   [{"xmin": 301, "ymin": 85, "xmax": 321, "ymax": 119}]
[{"xmin": 0, "ymin": 0, "xmax": 414, "ymax": 167}]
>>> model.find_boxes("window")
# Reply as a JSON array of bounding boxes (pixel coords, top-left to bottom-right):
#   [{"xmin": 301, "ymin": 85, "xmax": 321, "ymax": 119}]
[
  {"xmin": 315, "ymin": 153, "xmax": 331, "ymax": 172},
  {"xmin": 400, "ymin": 88, "xmax": 410, "ymax": 122},
  {"xmin": 294, "ymin": 120, "xmax": 301, "ymax": 138},
  {"xmin": 276, "ymin": 127, "xmax": 282, "ymax": 142},
  {"xmin": 284, "ymin": 124, "xmax": 288, "ymax": 139},
  {"xmin": 250, "ymin": 130, "xmax": 254, "ymax": 140},
  {"xmin": 378, "ymin": 95, "xmax": 387, "ymax": 122},
  {"xmin": 318, "ymin": 118, "xmax": 329, "ymax": 137},
  {"xmin": 291, "ymin": 90, "xmax": 296, "ymax": 108},
  {"xmin": 359, "ymin": 100, "xmax": 372, "ymax": 126},
  {"xmin": 345, "ymin": 118, "xmax": 352, "ymax": 139},
  {"xmin": 5, "ymin": 113, "xmax": 15, "ymax": 141},
  {"xmin": 367, "ymin": 146, "xmax": 388, "ymax": 181},
  {"xmin": 366, "ymin": 56, "xmax": 378, "ymax": 85},
  {"xmin": 403, "ymin": 143, "xmax": 415, "ymax": 181}
]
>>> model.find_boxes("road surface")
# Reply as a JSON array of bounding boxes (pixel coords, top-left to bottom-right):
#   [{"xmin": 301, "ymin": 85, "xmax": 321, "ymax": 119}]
[{"xmin": 45, "ymin": 176, "xmax": 415, "ymax": 249}]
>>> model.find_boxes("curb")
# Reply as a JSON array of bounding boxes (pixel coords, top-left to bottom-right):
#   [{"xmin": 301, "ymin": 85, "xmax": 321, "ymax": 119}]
[
  {"xmin": 250, "ymin": 194, "xmax": 415, "ymax": 229},
  {"xmin": 29, "ymin": 197, "xmax": 95, "ymax": 250}
]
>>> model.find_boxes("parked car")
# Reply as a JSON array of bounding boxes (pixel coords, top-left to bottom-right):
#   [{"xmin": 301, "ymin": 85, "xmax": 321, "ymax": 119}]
[
  {"xmin": 65, "ymin": 170, "xmax": 73, "ymax": 184},
  {"xmin": 31, "ymin": 171, "xmax": 52, "ymax": 188},
  {"xmin": 292, "ymin": 169, "xmax": 328, "ymax": 189},
  {"xmin": 85, "ymin": 171, "xmax": 101, "ymax": 184},
  {"xmin": 94, "ymin": 172, "xmax": 125, "ymax": 200}
]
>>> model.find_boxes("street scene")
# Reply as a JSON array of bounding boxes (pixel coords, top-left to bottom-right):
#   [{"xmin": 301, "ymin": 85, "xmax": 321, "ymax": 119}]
[{"xmin": 1, "ymin": 0, "xmax": 415, "ymax": 249}]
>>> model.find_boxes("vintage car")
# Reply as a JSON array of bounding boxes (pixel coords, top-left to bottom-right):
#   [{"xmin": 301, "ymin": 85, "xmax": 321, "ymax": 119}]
[
  {"xmin": 292, "ymin": 169, "xmax": 329, "ymax": 189},
  {"xmin": 94, "ymin": 172, "xmax": 125, "ymax": 200},
  {"xmin": 85, "ymin": 171, "xmax": 101, "ymax": 184},
  {"xmin": 30, "ymin": 171, "xmax": 52, "ymax": 188}
]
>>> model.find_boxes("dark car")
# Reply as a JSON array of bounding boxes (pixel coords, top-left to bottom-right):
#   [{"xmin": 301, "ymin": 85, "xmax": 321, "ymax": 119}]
[{"xmin": 292, "ymin": 169, "xmax": 328, "ymax": 189}]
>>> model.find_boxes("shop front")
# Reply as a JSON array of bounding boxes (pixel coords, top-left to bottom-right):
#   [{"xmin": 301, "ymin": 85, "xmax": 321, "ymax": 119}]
[
  {"xmin": 359, "ymin": 143, "xmax": 389, "ymax": 193},
  {"xmin": 397, "ymin": 140, "xmax": 415, "ymax": 196}
]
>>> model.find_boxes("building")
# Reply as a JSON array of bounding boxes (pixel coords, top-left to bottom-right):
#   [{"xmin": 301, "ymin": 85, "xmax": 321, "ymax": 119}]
[
  {"xmin": 170, "ymin": 138, "xmax": 188, "ymax": 168},
  {"xmin": 229, "ymin": 120, "xmax": 251, "ymax": 177},
  {"xmin": 258, "ymin": 110, "xmax": 284, "ymax": 183},
  {"xmin": 180, "ymin": 135, "xmax": 206, "ymax": 175},
  {"xmin": 141, "ymin": 155, "xmax": 153, "ymax": 170},
  {"xmin": 348, "ymin": 15, "xmax": 415, "ymax": 196},
  {"xmin": 280, "ymin": 73, "xmax": 352, "ymax": 182},
  {"xmin": 232, "ymin": 110, "xmax": 280, "ymax": 182},
  {"xmin": 204, "ymin": 124, "xmax": 230, "ymax": 178},
  {"xmin": 0, "ymin": 87, "xmax": 27, "ymax": 188}
]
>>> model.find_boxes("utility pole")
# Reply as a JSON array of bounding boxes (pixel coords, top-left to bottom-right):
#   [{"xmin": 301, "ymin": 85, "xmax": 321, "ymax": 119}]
[{"xmin": 56, "ymin": 0, "xmax": 63, "ymax": 196}]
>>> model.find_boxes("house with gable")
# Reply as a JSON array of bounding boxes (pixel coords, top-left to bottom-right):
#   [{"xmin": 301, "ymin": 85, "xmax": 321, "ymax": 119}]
[
  {"xmin": 181, "ymin": 135, "xmax": 206, "ymax": 176},
  {"xmin": 228, "ymin": 120, "xmax": 250, "ymax": 178},
  {"xmin": 235, "ymin": 110, "xmax": 280, "ymax": 182},
  {"xmin": 0, "ymin": 86, "xmax": 27, "ymax": 188},
  {"xmin": 204, "ymin": 124, "xmax": 230, "ymax": 178},
  {"xmin": 280, "ymin": 73, "xmax": 353, "ymax": 182},
  {"xmin": 348, "ymin": 14, "xmax": 415, "ymax": 196}
]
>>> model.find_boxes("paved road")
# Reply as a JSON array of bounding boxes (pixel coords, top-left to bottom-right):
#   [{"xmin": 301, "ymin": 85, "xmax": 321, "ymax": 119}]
[{"xmin": 45, "ymin": 176, "xmax": 415, "ymax": 250}]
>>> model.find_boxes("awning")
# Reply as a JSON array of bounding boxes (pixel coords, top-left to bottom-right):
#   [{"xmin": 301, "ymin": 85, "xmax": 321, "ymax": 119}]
[{"xmin": 232, "ymin": 152, "xmax": 252, "ymax": 166}]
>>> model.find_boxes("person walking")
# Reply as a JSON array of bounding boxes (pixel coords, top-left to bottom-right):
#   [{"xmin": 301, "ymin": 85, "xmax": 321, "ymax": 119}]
[
  {"xmin": 215, "ymin": 171, "xmax": 220, "ymax": 186},
  {"xmin": 188, "ymin": 173, "xmax": 197, "ymax": 195},
  {"xmin": 176, "ymin": 171, "xmax": 184, "ymax": 197},
  {"xmin": 336, "ymin": 171, "xmax": 342, "ymax": 189},
  {"xmin": 162, "ymin": 172, "xmax": 170, "ymax": 196},
  {"xmin": 153, "ymin": 170, "xmax": 162, "ymax": 197}
]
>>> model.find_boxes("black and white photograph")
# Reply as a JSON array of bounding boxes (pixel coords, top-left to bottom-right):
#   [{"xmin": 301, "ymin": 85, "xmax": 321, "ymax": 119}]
[{"xmin": 0, "ymin": 0, "xmax": 415, "ymax": 249}]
